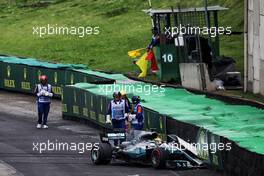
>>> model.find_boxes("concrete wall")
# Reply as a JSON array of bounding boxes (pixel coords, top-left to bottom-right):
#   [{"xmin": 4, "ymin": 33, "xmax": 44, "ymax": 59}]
[
  {"xmin": 246, "ymin": 0, "xmax": 264, "ymax": 95},
  {"xmin": 179, "ymin": 63, "xmax": 215, "ymax": 91}
]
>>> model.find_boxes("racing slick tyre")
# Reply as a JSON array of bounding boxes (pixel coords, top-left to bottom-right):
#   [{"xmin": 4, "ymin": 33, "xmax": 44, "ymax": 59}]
[
  {"xmin": 91, "ymin": 142, "xmax": 112, "ymax": 165},
  {"xmin": 151, "ymin": 147, "xmax": 169, "ymax": 169}
]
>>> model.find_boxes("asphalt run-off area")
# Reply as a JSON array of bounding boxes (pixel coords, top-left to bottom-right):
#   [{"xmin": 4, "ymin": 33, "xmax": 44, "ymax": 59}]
[{"xmin": 0, "ymin": 90, "xmax": 222, "ymax": 176}]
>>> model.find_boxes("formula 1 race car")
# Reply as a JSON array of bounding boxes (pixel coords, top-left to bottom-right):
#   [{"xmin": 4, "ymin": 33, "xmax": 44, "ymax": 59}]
[{"xmin": 91, "ymin": 129, "xmax": 205, "ymax": 169}]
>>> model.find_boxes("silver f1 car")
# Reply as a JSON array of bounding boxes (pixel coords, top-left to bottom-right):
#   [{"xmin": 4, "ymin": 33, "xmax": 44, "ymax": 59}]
[{"xmin": 91, "ymin": 130, "xmax": 205, "ymax": 169}]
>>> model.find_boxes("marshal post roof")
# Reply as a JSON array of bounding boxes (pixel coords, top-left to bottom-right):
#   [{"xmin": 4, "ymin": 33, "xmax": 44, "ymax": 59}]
[{"xmin": 144, "ymin": 5, "xmax": 228, "ymax": 15}]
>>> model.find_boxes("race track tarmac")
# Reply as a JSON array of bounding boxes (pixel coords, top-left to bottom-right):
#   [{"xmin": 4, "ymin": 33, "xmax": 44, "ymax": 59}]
[{"xmin": 0, "ymin": 90, "xmax": 223, "ymax": 176}]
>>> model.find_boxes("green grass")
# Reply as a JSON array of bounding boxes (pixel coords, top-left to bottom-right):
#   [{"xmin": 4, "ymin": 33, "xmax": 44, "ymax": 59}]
[{"xmin": 0, "ymin": 0, "xmax": 244, "ymax": 74}]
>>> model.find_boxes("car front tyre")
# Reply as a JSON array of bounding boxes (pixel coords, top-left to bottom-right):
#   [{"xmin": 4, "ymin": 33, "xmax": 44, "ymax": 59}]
[{"xmin": 91, "ymin": 142, "xmax": 112, "ymax": 165}]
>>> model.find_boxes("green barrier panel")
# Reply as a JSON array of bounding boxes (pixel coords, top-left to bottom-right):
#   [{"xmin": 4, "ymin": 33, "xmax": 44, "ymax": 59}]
[
  {"xmin": 21, "ymin": 65, "xmax": 36, "ymax": 93},
  {"xmin": 196, "ymin": 129, "xmax": 223, "ymax": 169},
  {"xmin": 196, "ymin": 128, "xmax": 211, "ymax": 164},
  {"xmin": 61, "ymin": 86, "xmax": 71, "ymax": 115},
  {"xmin": 89, "ymin": 91, "xmax": 99, "ymax": 123},
  {"xmin": 144, "ymin": 108, "xmax": 163, "ymax": 134},
  {"xmin": 0, "ymin": 56, "xmax": 86, "ymax": 69},
  {"xmin": 74, "ymin": 69, "xmax": 127, "ymax": 82},
  {"xmin": 2, "ymin": 63, "xmax": 36, "ymax": 94},
  {"xmin": 66, "ymin": 83, "xmax": 101, "ymax": 123},
  {"xmin": 62, "ymin": 84, "xmax": 110, "ymax": 128},
  {"xmin": 0, "ymin": 56, "xmax": 87, "ymax": 96},
  {"xmin": 62, "ymin": 85, "xmax": 81, "ymax": 119},
  {"xmin": 3, "ymin": 62, "xmax": 23, "ymax": 91},
  {"xmin": 79, "ymin": 89, "xmax": 99, "ymax": 125},
  {"xmin": 64, "ymin": 86, "xmax": 74, "ymax": 117},
  {"xmin": 166, "ymin": 118, "xmax": 223, "ymax": 169},
  {"xmin": 0, "ymin": 61, "xmax": 4, "ymax": 89},
  {"xmin": 79, "ymin": 89, "xmax": 89, "ymax": 120},
  {"xmin": 65, "ymin": 69, "xmax": 115, "ymax": 86},
  {"xmin": 159, "ymin": 114, "xmax": 166, "ymax": 135},
  {"xmin": 65, "ymin": 69, "xmax": 91, "ymax": 85},
  {"xmin": 96, "ymin": 95, "xmax": 109, "ymax": 127},
  {"xmin": 208, "ymin": 132, "xmax": 224, "ymax": 170},
  {"xmin": 73, "ymin": 69, "xmax": 116, "ymax": 84},
  {"xmin": 71, "ymin": 87, "xmax": 82, "ymax": 118},
  {"xmin": 34, "ymin": 67, "xmax": 66, "ymax": 98}
]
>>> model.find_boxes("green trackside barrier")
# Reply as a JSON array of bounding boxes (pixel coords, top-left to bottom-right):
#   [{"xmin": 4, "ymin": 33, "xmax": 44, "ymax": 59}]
[
  {"xmin": 78, "ymin": 71, "xmax": 97, "ymax": 83},
  {"xmin": 165, "ymin": 117, "xmax": 223, "ymax": 169},
  {"xmin": 144, "ymin": 108, "xmax": 166, "ymax": 135},
  {"xmin": 195, "ymin": 128, "xmax": 224, "ymax": 169},
  {"xmin": 73, "ymin": 69, "xmax": 129, "ymax": 83},
  {"xmin": 69, "ymin": 83, "xmax": 100, "ymax": 123},
  {"xmin": 2, "ymin": 62, "xmax": 19, "ymax": 91},
  {"xmin": 72, "ymin": 86, "xmax": 82, "ymax": 118},
  {"xmin": 0, "ymin": 56, "xmax": 87, "ymax": 97},
  {"xmin": 64, "ymin": 69, "xmax": 95, "ymax": 86},
  {"xmin": 61, "ymin": 86, "xmax": 71, "ymax": 115},
  {"xmin": 0, "ymin": 61, "xmax": 4, "ymax": 89},
  {"xmin": 62, "ymin": 84, "xmax": 108, "ymax": 128},
  {"xmin": 158, "ymin": 114, "xmax": 167, "ymax": 139},
  {"xmin": 195, "ymin": 128, "xmax": 212, "ymax": 165},
  {"xmin": 69, "ymin": 83, "xmax": 264, "ymax": 156},
  {"xmin": 20, "ymin": 65, "xmax": 36, "ymax": 93},
  {"xmin": 96, "ymin": 95, "xmax": 109, "ymax": 127},
  {"xmin": 62, "ymin": 85, "xmax": 74, "ymax": 117},
  {"xmin": 79, "ymin": 88, "xmax": 89, "ymax": 120},
  {"xmin": 65, "ymin": 69, "xmax": 90, "ymax": 85},
  {"xmin": 73, "ymin": 69, "xmax": 118, "ymax": 84},
  {"xmin": 2, "ymin": 63, "xmax": 36, "ymax": 94},
  {"xmin": 65, "ymin": 69, "xmax": 115, "ymax": 87},
  {"xmin": 3, "ymin": 56, "xmax": 263, "ymax": 157},
  {"xmin": 207, "ymin": 132, "xmax": 224, "ymax": 170},
  {"xmin": 80, "ymin": 89, "xmax": 99, "ymax": 125},
  {"xmin": 90, "ymin": 92, "xmax": 99, "ymax": 124},
  {"xmin": 62, "ymin": 85, "xmax": 82, "ymax": 118},
  {"xmin": 34, "ymin": 67, "xmax": 66, "ymax": 98}
]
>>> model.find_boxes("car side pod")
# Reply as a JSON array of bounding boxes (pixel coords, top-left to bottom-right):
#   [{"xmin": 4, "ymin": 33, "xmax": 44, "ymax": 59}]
[{"xmin": 91, "ymin": 142, "xmax": 112, "ymax": 165}]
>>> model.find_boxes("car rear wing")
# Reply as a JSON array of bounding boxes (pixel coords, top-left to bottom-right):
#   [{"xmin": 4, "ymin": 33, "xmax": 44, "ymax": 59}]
[{"xmin": 100, "ymin": 129, "xmax": 126, "ymax": 142}]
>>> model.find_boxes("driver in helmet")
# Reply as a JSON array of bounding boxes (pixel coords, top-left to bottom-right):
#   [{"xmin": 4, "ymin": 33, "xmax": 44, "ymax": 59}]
[
  {"xmin": 34, "ymin": 75, "xmax": 53, "ymax": 129},
  {"xmin": 128, "ymin": 96, "xmax": 144, "ymax": 130}
]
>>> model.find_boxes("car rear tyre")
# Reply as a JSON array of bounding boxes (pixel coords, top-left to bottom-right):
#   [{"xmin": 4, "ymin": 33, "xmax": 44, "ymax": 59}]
[
  {"xmin": 151, "ymin": 147, "xmax": 169, "ymax": 169},
  {"xmin": 91, "ymin": 142, "xmax": 112, "ymax": 165}
]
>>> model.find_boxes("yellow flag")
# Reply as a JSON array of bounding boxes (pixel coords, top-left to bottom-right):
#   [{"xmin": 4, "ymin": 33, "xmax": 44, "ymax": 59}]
[
  {"xmin": 128, "ymin": 48, "xmax": 145, "ymax": 58},
  {"xmin": 136, "ymin": 52, "xmax": 148, "ymax": 78}
]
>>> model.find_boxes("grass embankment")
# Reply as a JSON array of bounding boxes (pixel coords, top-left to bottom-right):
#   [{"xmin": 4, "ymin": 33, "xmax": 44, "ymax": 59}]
[{"xmin": 0, "ymin": 0, "xmax": 243, "ymax": 73}]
